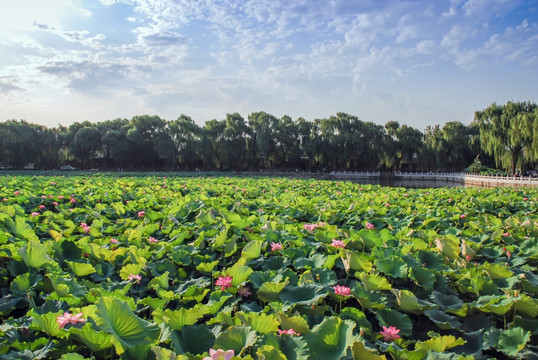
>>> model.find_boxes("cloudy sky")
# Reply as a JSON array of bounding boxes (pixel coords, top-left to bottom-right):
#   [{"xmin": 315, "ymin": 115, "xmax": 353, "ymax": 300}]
[{"xmin": 0, "ymin": 0, "xmax": 537, "ymax": 130}]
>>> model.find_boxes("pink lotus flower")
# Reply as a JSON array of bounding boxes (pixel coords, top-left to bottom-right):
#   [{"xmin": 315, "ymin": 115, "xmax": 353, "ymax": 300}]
[
  {"xmin": 70, "ymin": 198, "xmax": 76, "ymax": 204},
  {"xmin": 80, "ymin": 223, "xmax": 91, "ymax": 233},
  {"xmin": 128, "ymin": 274, "xmax": 142, "ymax": 283},
  {"xmin": 41, "ymin": 195, "xmax": 46, "ymax": 199},
  {"xmin": 56, "ymin": 312, "xmax": 85, "ymax": 329},
  {"xmin": 52, "ymin": 201, "xmax": 58, "ymax": 206},
  {"xmin": 506, "ymin": 250, "xmax": 512, "ymax": 258},
  {"xmin": 58, "ymin": 195, "xmax": 64, "ymax": 199},
  {"xmin": 466, "ymin": 255, "xmax": 471, "ymax": 261},
  {"xmin": 384, "ymin": 203, "xmax": 390, "ymax": 207},
  {"xmin": 237, "ymin": 286, "xmax": 251, "ymax": 297},
  {"xmin": 303, "ymin": 222, "xmax": 327, "ymax": 232},
  {"xmin": 215, "ymin": 275, "xmax": 233, "ymax": 290},
  {"xmin": 148, "ymin": 237, "xmax": 158, "ymax": 244},
  {"xmin": 138, "ymin": 210, "xmax": 145, "ymax": 217},
  {"xmin": 278, "ymin": 328, "xmax": 300, "ymax": 336},
  {"xmin": 2, "ymin": 198, "xmax": 7, "ymax": 202},
  {"xmin": 202, "ymin": 348, "xmax": 234, "ymax": 360},
  {"xmin": 502, "ymin": 232, "xmax": 510, "ymax": 237},
  {"xmin": 523, "ymin": 197, "xmax": 528, "ymax": 201},
  {"xmin": 14, "ymin": 191, "xmax": 20, "ymax": 195},
  {"xmin": 271, "ymin": 242, "xmax": 283, "ymax": 251},
  {"xmin": 379, "ymin": 326, "xmax": 400, "ymax": 342},
  {"xmin": 110, "ymin": 238, "xmax": 119, "ymax": 244},
  {"xmin": 330, "ymin": 239, "xmax": 346, "ymax": 249},
  {"xmin": 365, "ymin": 222, "xmax": 375, "ymax": 230},
  {"xmin": 333, "ymin": 285, "xmax": 351, "ymax": 297},
  {"xmin": 460, "ymin": 214, "xmax": 466, "ymax": 219},
  {"xmin": 31, "ymin": 212, "xmax": 40, "ymax": 217}
]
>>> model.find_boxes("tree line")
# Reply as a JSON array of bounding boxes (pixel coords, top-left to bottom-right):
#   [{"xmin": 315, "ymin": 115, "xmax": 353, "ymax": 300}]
[{"xmin": 0, "ymin": 101, "xmax": 536, "ymax": 174}]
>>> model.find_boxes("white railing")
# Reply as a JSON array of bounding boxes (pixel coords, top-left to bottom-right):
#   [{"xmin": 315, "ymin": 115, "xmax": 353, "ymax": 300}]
[{"xmin": 330, "ymin": 171, "xmax": 538, "ymax": 186}]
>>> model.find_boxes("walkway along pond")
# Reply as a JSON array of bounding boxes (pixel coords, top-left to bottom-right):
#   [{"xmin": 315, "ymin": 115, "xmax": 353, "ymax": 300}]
[{"xmin": 330, "ymin": 171, "xmax": 538, "ymax": 188}]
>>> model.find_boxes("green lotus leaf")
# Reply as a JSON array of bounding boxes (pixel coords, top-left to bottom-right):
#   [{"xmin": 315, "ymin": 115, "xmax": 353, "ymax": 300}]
[
  {"xmin": 424, "ymin": 309, "xmax": 462, "ymax": 330},
  {"xmin": 340, "ymin": 307, "xmax": 372, "ymax": 333},
  {"xmin": 196, "ymin": 260, "xmax": 219, "ymax": 273},
  {"xmin": 241, "ymin": 240, "xmax": 263, "ymax": 261},
  {"xmin": 497, "ymin": 327, "xmax": 531, "ymax": 357},
  {"xmin": 353, "ymin": 284, "xmax": 388, "ymax": 310},
  {"xmin": 170, "ymin": 324, "xmax": 215, "ymax": 355},
  {"xmin": 430, "ymin": 292, "xmax": 468, "ymax": 317},
  {"xmin": 31, "ymin": 311, "xmax": 69, "ymax": 338},
  {"xmin": 18, "ymin": 240, "xmax": 51, "ymax": 269},
  {"xmin": 341, "ymin": 250, "xmax": 372, "ymax": 272},
  {"xmin": 474, "ymin": 295, "xmax": 515, "ymax": 315},
  {"xmin": 151, "ymin": 346, "xmax": 188, "ymax": 360},
  {"xmin": 409, "ymin": 267, "xmax": 436, "ymax": 290},
  {"xmin": 195, "ymin": 210, "xmax": 217, "ymax": 225},
  {"xmin": 277, "ymin": 313, "xmax": 310, "ymax": 334},
  {"xmin": 513, "ymin": 294, "xmax": 538, "ymax": 317},
  {"xmin": 224, "ymin": 263, "xmax": 253, "ymax": 287},
  {"xmin": 375, "ymin": 258, "xmax": 408, "ymax": 279},
  {"xmin": 279, "ymin": 284, "xmax": 327, "ymax": 306},
  {"xmin": 8, "ymin": 217, "xmax": 39, "ymax": 242},
  {"xmin": 375, "ymin": 309, "xmax": 413, "ymax": 337},
  {"xmin": 351, "ymin": 341, "xmax": 387, "ymax": 360},
  {"xmin": 213, "ymin": 325, "xmax": 257, "ymax": 353},
  {"xmin": 415, "ymin": 335, "xmax": 466, "ymax": 352},
  {"xmin": 434, "ymin": 237, "xmax": 460, "ymax": 261},
  {"xmin": 66, "ymin": 261, "xmax": 96, "ymax": 277},
  {"xmin": 358, "ymin": 273, "xmax": 392, "ymax": 291},
  {"xmin": 10, "ymin": 272, "xmax": 42, "ymax": 296},
  {"xmin": 513, "ymin": 315, "xmax": 538, "ymax": 335},
  {"xmin": 152, "ymin": 305, "xmax": 209, "ymax": 330},
  {"xmin": 304, "ymin": 317, "xmax": 356, "ymax": 360},
  {"xmin": 60, "ymin": 353, "xmax": 89, "ymax": 360},
  {"xmin": 237, "ymin": 312, "xmax": 279, "ymax": 334},
  {"xmin": 482, "ymin": 263, "xmax": 514, "ymax": 279},
  {"xmin": 69, "ymin": 322, "xmax": 113, "ymax": 353},
  {"xmin": 392, "ymin": 289, "xmax": 432, "ymax": 315},
  {"xmin": 224, "ymin": 236, "xmax": 238, "ymax": 257},
  {"xmin": 256, "ymin": 345, "xmax": 287, "ymax": 360},
  {"xmin": 95, "ymin": 297, "xmax": 160, "ymax": 355}
]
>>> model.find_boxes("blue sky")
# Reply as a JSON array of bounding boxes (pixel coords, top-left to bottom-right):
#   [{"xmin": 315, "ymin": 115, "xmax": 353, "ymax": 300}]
[{"xmin": 0, "ymin": 0, "xmax": 537, "ymax": 130}]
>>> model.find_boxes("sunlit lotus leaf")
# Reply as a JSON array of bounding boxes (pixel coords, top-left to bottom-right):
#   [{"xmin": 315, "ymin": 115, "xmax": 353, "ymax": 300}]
[
  {"xmin": 60, "ymin": 353, "xmax": 89, "ymax": 360},
  {"xmin": 7, "ymin": 217, "xmax": 39, "ymax": 242},
  {"xmin": 69, "ymin": 322, "xmax": 113, "ymax": 352},
  {"xmin": 392, "ymin": 289, "xmax": 432, "ymax": 315},
  {"xmin": 66, "ymin": 261, "xmax": 96, "ymax": 277},
  {"xmin": 152, "ymin": 305, "xmax": 209, "ymax": 330},
  {"xmin": 415, "ymin": 335, "xmax": 466, "ymax": 352},
  {"xmin": 277, "ymin": 313, "xmax": 310, "ymax": 334},
  {"xmin": 482, "ymin": 263, "xmax": 513, "ymax": 279},
  {"xmin": 224, "ymin": 236, "xmax": 238, "ymax": 257},
  {"xmin": 256, "ymin": 345, "xmax": 287, "ymax": 360},
  {"xmin": 304, "ymin": 317, "xmax": 355, "ymax": 360},
  {"xmin": 18, "ymin": 240, "xmax": 50, "ymax": 269},
  {"xmin": 237, "ymin": 312, "xmax": 279, "ymax": 334},
  {"xmin": 358, "ymin": 273, "xmax": 392, "ymax": 291},
  {"xmin": 151, "ymin": 346, "xmax": 188, "ymax": 360},
  {"xmin": 351, "ymin": 341, "xmax": 387, "ymax": 360},
  {"xmin": 224, "ymin": 263, "xmax": 253, "ymax": 287},
  {"xmin": 241, "ymin": 240, "xmax": 263, "ymax": 261},
  {"xmin": 213, "ymin": 326, "xmax": 257, "ymax": 353},
  {"xmin": 514, "ymin": 294, "xmax": 538, "ymax": 317},
  {"xmin": 119, "ymin": 263, "xmax": 144, "ymax": 280},
  {"xmin": 435, "ymin": 237, "xmax": 460, "ymax": 261},
  {"xmin": 342, "ymin": 250, "xmax": 372, "ymax": 272},
  {"xmin": 10, "ymin": 272, "xmax": 42, "ymax": 296},
  {"xmin": 195, "ymin": 210, "xmax": 217, "ymax": 225},
  {"xmin": 196, "ymin": 260, "xmax": 219, "ymax": 273},
  {"xmin": 474, "ymin": 295, "xmax": 515, "ymax": 315},
  {"xmin": 95, "ymin": 297, "xmax": 160, "ymax": 355},
  {"xmin": 31, "ymin": 311, "xmax": 69, "ymax": 338},
  {"xmin": 257, "ymin": 281, "xmax": 288, "ymax": 302}
]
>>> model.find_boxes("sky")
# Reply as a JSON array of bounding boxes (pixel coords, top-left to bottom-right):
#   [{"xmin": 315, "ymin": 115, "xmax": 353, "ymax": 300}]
[{"xmin": 0, "ymin": 0, "xmax": 537, "ymax": 131}]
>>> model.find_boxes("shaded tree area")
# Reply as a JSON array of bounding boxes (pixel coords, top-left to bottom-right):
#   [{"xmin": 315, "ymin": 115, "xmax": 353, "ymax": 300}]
[{"xmin": 1, "ymin": 101, "xmax": 536, "ymax": 173}]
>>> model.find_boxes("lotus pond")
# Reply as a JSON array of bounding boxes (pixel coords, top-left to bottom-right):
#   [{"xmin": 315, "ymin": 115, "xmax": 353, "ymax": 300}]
[{"xmin": 0, "ymin": 175, "xmax": 537, "ymax": 360}]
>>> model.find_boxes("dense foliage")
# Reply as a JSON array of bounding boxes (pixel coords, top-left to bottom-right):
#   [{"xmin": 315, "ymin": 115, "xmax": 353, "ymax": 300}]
[
  {"xmin": 1, "ymin": 100, "xmax": 536, "ymax": 173},
  {"xmin": 0, "ymin": 175, "xmax": 536, "ymax": 359}
]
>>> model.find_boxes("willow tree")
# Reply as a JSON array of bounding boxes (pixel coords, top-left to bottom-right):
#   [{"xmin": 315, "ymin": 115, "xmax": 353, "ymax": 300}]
[{"xmin": 475, "ymin": 101, "xmax": 537, "ymax": 174}]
